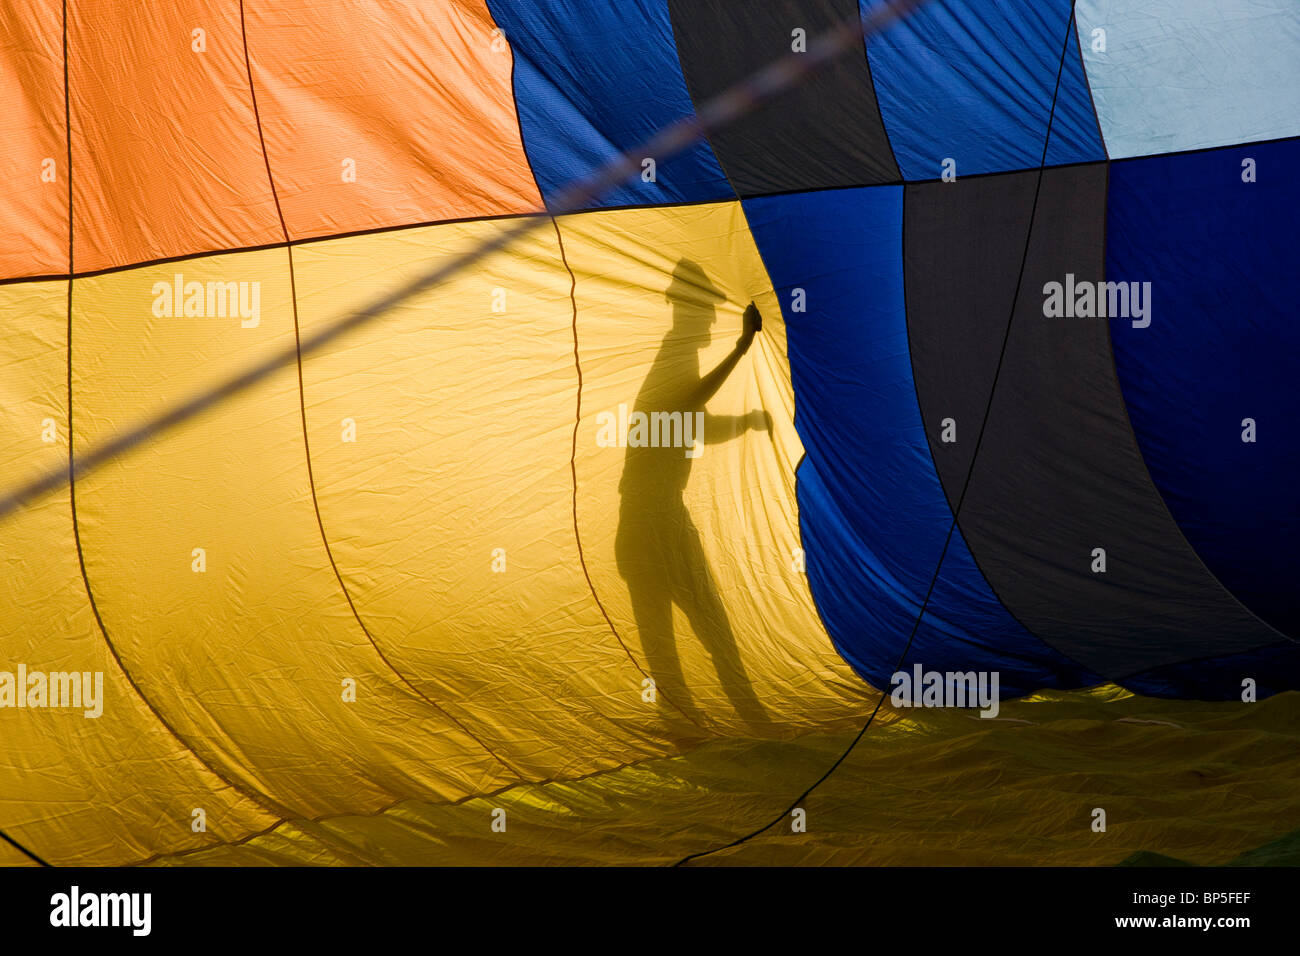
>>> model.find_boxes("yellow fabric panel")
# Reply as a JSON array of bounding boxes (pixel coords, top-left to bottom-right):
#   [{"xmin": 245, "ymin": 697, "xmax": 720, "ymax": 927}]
[
  {"xmin": 290, "ymin": 218, "xmax": 706, "ymax": 781},
  {"xmin": 558, "ymin": 201, "xmax": 871, "ymax": 736},
  {"xmin": 4, "ymin": 205, "xmax": 872, "ymax": 864},
  {"xmin": 145, "ymin": 688, "xmax": 1300, "ymax": 866},
  {"xmin": 69, "ymin": 251, "xmax": 512, "ymax": 823},
  {"xmin": 0, "ymin": 281, "xmax": 274, "ymax": 865}
]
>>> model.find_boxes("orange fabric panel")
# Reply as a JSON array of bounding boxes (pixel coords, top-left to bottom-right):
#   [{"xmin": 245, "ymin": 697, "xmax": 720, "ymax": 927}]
[
  {"xmin": 0, "ymin": 1, "xmax": 66, "ymax": 279},
  {"xmin": 243, "ymin": 0, "xmax": 542, "ymax": 240},
  {"xmin": 67, "ymin": 0, "xmax": 281, "ymax": 273}
]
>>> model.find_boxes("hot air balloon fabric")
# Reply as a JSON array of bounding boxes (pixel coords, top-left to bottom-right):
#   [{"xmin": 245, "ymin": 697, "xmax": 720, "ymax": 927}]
[{"xmin": 1, "ymin": 0, "xmax": 1298, "ymax": 866}]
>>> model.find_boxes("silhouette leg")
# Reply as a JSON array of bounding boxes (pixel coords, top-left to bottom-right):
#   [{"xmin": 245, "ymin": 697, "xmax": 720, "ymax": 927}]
[
  {"xmin": 672, "ymin": 520, "xmax": 771, "ymax": 729},
  {"xmin": 626, "ymin": 579, "xmax": 706, "ymax": 725}
]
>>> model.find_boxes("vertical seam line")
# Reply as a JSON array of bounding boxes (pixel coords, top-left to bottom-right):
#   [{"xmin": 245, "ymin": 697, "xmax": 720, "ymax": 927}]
[
  {"xmin": 494, "ymin": 5, "xmax": 710, "ymax": 733},
  {"xmin": 236, "ymin": 0, "xmax": 523, "ymax": 780},
  {"xmin": 61, "ymin": 0, "xmax": 304, "ymax": 864}
]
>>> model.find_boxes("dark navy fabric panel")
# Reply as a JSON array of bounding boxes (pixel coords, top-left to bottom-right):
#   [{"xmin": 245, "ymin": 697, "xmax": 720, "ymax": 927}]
[
  {"xmin": 864, "ymin": 0, "xmax": 1105, "ymax": 180},
  {"xmin": 905, "ymin": 165, "xmax": 1287, "ymax": 690},
  {"xmin": 1108, "ymin": 138, "xmax": 1300, "ymax": 640},
  {"xmin": 668, "ymin": 0, "xmax": 899, "ymax": 195},
  {"xmin": 1125, "ymin": 642, "xmax": 1300, "ymax": 701},
  {"xmin": 743, "ymin": 186, "xmax": 1094, "ymax": 696},
  {"xmin": 487, "ymin": 0, "xmax": 733, "ymax": 210}
]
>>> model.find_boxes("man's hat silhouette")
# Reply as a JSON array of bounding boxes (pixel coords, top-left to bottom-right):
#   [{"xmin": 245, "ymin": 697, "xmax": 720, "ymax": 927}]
[{"xmin": 666, "ymin": 258, "xmax": 727, "ymax": 305}]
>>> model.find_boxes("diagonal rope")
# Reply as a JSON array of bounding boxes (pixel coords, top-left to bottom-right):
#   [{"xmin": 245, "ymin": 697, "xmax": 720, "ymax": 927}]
[
  {"xmin": 0, "ymin": 0, "xmax": 927, "ymax": 523},
  {"xmin": 0, "ymin": 0, "xmax": 930, "ymax": 865},
  {"xmin": 0, "ymin": 827, "xmax": 50, "ymax": 867}
]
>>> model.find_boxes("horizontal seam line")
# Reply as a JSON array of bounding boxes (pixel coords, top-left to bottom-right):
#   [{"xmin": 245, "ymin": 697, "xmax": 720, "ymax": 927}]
[{"xmin": 3, "ymin": 130, "xmax": 1295, "ymax": 288}]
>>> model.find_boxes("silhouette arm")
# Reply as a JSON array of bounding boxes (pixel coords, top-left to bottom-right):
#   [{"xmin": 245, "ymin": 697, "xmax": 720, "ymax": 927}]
[
  {"xmin": 702, "ymin": 412, "xmax": 748, "ymax": 444},
  {"xmin": 701, "ymin": 410, "xmax": 770, "ymax": 444},
  {"xmin": 690, "ymin": 302, "xmax": 762, "ymax": 405},
  {"xmin": 692, "ymin": 347, "xmax": 745, "ymax": 406}
]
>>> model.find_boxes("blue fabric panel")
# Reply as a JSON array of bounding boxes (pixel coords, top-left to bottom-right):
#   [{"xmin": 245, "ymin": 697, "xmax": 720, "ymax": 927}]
[
  {"xmin": 1108, "ymin": 138, "xmax": 1300, "ymax": 640},
  {"xmin": 486, "ymin": 0, "xmax": 733, "ymax": 209},
  {"xmin": 1076, "ymin": 0, "xmax": 1300, "ymax": 159},
  {"xmin": 743, "ymin": 186, "xmax": 1095, "ymax": 696},
  {"xmin": 863, "ymin": 0, "xmax": 1105, "ymax": 180}
]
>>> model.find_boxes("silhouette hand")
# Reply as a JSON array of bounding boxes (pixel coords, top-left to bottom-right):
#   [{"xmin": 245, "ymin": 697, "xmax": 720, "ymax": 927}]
[
  {"xmin": 738, "ymin": 302, "xmax": 762, "ymax": 353},
  {"xmin": 750, "ymin": 409, "xmax": 772, "ymax": 432}
]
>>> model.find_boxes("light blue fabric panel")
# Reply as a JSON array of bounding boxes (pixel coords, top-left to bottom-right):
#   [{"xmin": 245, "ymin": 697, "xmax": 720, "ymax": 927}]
[{"xmin": 1076, "ymin": 0, "xmax": 1300, "ymax": 158}]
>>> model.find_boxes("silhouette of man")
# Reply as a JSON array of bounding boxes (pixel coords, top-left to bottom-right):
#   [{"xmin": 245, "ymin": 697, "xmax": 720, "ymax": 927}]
[{"xmin": 615, "ymin": 259, "xmax": 771, "ymax": 728}]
